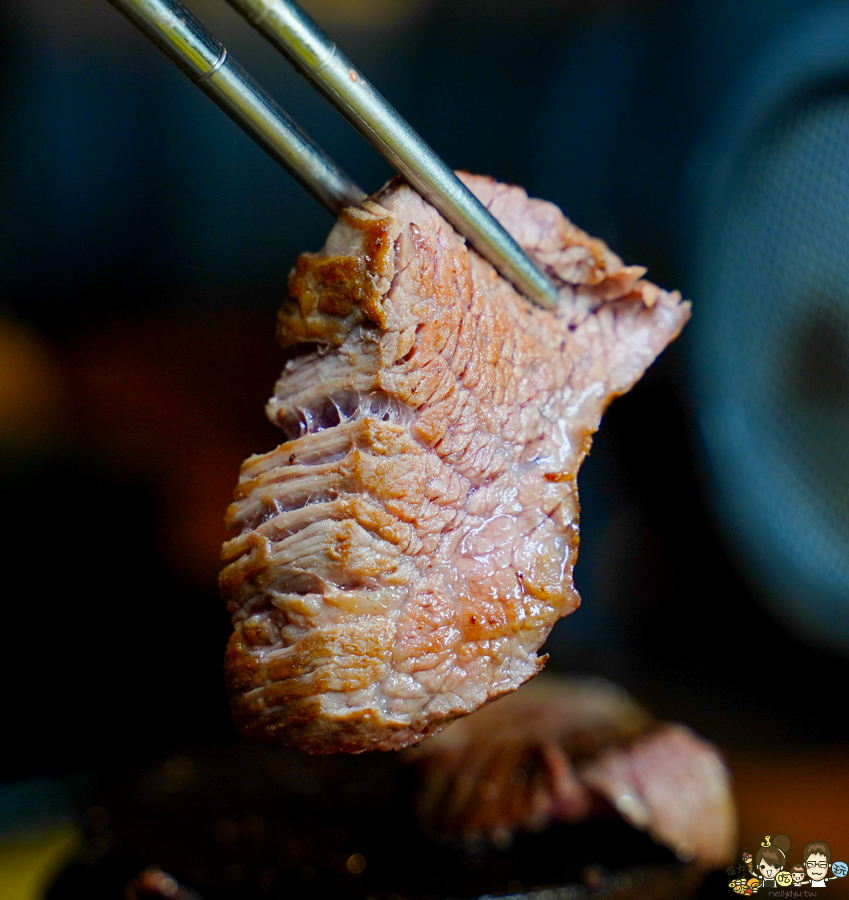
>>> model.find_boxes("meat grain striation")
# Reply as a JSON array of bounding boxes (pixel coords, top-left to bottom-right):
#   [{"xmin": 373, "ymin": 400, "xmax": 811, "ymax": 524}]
[{"xmin": 220, "ymin": 174, "xmax": 690, "ymax": 753}]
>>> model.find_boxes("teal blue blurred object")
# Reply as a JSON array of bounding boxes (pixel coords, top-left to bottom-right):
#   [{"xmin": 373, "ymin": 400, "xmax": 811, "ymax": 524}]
[
  {"xmin": 524, "ymin": 0, "xmax": 849, "ymax": 656},
  {"xmin": 0, "ymin": 775, "xmax": 90, "ymax": 838},
  {"xmin": 689, "ymin": 3, "xmax": 849, "ymax": 652}
]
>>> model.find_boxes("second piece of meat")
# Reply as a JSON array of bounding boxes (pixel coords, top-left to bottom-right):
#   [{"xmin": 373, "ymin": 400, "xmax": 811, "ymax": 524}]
[
  {"xmin": 220, "ymin": 174, "xmax": 690, "ymax": 753},
  {"xmin": 409, "ymin": 675, "xmax": 737, "ymax": 871}
]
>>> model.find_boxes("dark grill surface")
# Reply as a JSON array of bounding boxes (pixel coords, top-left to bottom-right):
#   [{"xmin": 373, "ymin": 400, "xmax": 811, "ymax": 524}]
[{"xmin": 45, "ymin": 743, "xmax": 722, "ymax": 900}]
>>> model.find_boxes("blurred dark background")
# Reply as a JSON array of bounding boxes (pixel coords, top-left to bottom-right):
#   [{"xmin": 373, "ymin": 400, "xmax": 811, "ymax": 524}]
[{"xmin": 1, "ymin": 0, "xmax": 849, "ymax": 889}]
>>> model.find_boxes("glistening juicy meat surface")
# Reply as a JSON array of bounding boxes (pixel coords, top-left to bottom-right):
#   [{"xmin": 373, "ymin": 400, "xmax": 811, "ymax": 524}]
[{"xmin": 220, "ymin": 174, "xmax": 690, "ymax": 753}]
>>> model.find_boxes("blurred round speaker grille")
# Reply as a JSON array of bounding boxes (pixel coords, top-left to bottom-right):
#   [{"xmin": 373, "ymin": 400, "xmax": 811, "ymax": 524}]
[{"xmin": 694, "ymin": 86, "xmax": 849, "ymax": 648}]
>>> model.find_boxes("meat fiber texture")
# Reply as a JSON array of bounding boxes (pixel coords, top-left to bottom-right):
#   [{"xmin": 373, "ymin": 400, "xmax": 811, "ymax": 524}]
[{"xmin": 220, "ymin": 174, "xmax": 690, "ymax": 753}]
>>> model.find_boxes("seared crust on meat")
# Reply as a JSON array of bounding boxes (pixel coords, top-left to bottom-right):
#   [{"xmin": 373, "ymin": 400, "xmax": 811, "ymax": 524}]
[{"xmin": 220, "ymin": 174, "xmax": 690, "ymax": 752}]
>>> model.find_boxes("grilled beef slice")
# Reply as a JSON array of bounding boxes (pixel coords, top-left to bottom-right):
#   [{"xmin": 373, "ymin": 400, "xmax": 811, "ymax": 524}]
[
  {"xmin": 220, "ymin": 174, "xmax": 690, "ymax": 753},
  {"xmin": 411, "ymin": 676, "xmax": 737, "ymax": 870}
]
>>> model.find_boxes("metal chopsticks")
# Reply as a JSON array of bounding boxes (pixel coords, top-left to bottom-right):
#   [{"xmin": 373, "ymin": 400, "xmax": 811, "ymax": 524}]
[
  {"xmin": 106, "ymin": 0, "xmax": 365, "ymax": 213},
  {"xmin": 106, "ymin": 0, "xmax": 559, "ymax": 309},
  {"xmin": 224, "ymin": 0, "xmax": 558, "ymax": 309}
]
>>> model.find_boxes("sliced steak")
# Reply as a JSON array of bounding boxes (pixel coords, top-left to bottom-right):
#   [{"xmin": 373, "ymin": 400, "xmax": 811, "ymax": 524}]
[
  {"xmin": 410, "ymin": 676, "xmax": 737, "ymax": 871},
  {"xmin": 220, "ymin": 174, "xmax": 690, "ymax": 753},
  {"xmin": 411, "ymin": 676, "xmax": 653, "ymax": 846},
  {"xmin": 579, "ymin": 723, "xmax": 737, "ymax": 871}
]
